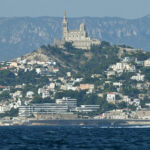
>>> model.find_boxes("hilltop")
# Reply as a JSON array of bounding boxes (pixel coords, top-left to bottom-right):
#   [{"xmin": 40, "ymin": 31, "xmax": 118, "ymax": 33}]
[
  {"xmin": 22, "ymin": 41, "xmax": 147, "ymax": 78},
  {"xmin": 1, "ymin": 15, "xmax": 150, "ymax": 60},
  {"xmin": 20, "ymin": 42, "xmax": 135, "ymax": 75}
]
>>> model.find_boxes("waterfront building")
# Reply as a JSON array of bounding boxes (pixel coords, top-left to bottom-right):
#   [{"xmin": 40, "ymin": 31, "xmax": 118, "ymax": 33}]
[
  {"xmin": 75, "ymin": 105, "xmax": 99, "ymax": 112},
  {"xmin": 19, "ymin": 105, "xmax": 32, "ymax": 117},
  {"xmin": 19, "ymin": 103, "xmax": 68, "ymax": 117},
  {"xmin": 54, "ymin": 11, "xmax": 100, "ymax": 50},
  {"xmin": 56, "ymin": 97, "xmax": 77, "ymax": 111},
  {"xmin": 99, "ymin": 109, "xmax": 129, "ymax": 119}
]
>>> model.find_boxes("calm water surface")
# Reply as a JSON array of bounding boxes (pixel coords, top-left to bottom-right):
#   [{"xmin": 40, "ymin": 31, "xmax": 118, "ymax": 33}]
[{"xmin": 0, "ymin": 126, "xmax": 150, "ymax": 150}]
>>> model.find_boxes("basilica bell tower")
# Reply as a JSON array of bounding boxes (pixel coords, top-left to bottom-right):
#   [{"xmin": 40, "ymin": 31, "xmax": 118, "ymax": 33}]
[{"xmin": 62, "ymin": 10, "xmax": 68, "ymax": 40}]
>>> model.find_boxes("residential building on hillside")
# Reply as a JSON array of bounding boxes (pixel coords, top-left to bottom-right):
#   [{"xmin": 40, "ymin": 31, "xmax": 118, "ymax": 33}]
[
  {"xmin": 26, "ymin": 91, "xmax": 34, "ymax": 99},
  {"xmin": 110, "ymin": 62, "xmax": 135, "ymax": 72},
  {"xmin": 42, "ymin": 90, "xmax": 50, "ymax": 99},
  {"xmin": 144, "ymin": 58, "xmax": 150, "ymax": 67},
  {"xmin": 107, "ymin": 93, "xmax": 116, "ymax": 103},
  {"xmin": 78, "ymin": 84, "xmax": 94, "ymax": 91},
  {"xmin": 131, "ymin": 73, "xmax": 145, "ymax": 81}
]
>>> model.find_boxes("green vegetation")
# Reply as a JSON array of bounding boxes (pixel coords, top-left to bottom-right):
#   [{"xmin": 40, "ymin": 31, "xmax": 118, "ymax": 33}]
[
  {"xmin": 41, "ymin": 41, "xmax": 119, "ymax": 76},
  {"xmin": 31, "ymin": 96, "xmax": 55, "ymax": 103},
  {"xmin": 0, "ymin": 108, "xmax": 18, "ymax": 118},
  {"xmin": 0, "ymin": 69, "xmax": 49, "ymax": 86},
  {"xmin": 0, "ymin": 70, "xmax": 16, "ymax": 85},
  {"xmin": 0, "ymin": 91, "xmax": 11, "ymax": 101}
]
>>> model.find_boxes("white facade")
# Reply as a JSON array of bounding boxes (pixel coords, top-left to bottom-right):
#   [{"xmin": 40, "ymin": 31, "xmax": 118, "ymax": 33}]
[
  {"xmin": 113, "ymin": 82, "xmax": 122, "ymax": 87},
  {"xmin": 144, "ymin": 59, "xmax": 150, "ymax": 67},
  {"xmin": 123, "ymin": 96, "xmax": 131, "ymax": 103},
  {"xmin": 107, "ymin": 93, "xmax": 116, "ymax": 102},
  {"xmin": 99, "ymin": 110, "xmax": 129, "ymax": 119},
  {"xmin": 75, "ymin": 105, "xmax": 99, "ymax": 112},
  {"xmin": 42, "ymin": 90, "xmax": 50, "ymax": 99},
  {"xmin": 26, "ymin": 91, "xmax": 34, "ymax": 99},
  {"xmin": 131, "ymin": 73, "xmax": 145, "ymax": 81},
  {"xmin": 111, "ymin": 62, "xmax": 135, "ymax": 72},
  {"xmin": 38, "ymin": 88, "xmax": 45, "ymax": 95},
  {"xmin": 49, "ymin": 83, "xmax": 55, "ymax": 89},
  {"xmin": 12, "ymin": 91, "xmax": 22, "ymax": 99},
  {"xmin": 19, "ymin": 103, "xmax": 68, "ymax": 117},
  {"xmin": 56, "ymin": 97, "xmax": 77, "ymax": 110}
]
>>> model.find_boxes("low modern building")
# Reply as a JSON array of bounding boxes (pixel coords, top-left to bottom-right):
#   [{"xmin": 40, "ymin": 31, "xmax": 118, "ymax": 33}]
[
  {"xmin": 75, "ymin": 105, "xmax": 99, "ymax": 112},
  {"xmin": 56, "ymin": 97, "xmax": 77, "ymax": 111},
  {"xmin": 94, "ymin": 109, "xmax": 129, "ymax": 119},
  {"xmin": 19, "ymin": 103, "xmax": 68, "ymax": 117}
]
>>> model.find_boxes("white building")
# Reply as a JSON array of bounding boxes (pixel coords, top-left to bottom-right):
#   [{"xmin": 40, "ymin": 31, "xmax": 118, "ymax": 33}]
[
  {"xmin": 38, "ymin": 88, "xmax": 45, "ymax": 95},
  {"xmin": 0, "ymin": 104, "xmax": 11, "ymax": 113},
  {"xmin": 13, "ymin": 99, "xmax": 22, "ymax": 109},
  {"xmin": 12, "ymin": 91, "xmax": 22, "ymax": 99},
  {"xmin": 123, "ymin": 96, "xmax": 131, "ymax": 103},
  {"xmin": 131, "ymin": 73, "xmax": 145, "ymax": 81},
  {"xmin": 42, "ymin": 90, "xmax": 50, "ymax": 99},
  {"xmin": 107, "ymin": 93, "xmax": 116, "ymax": 103},
  {"xmin": 122, "ymin": 57, "xmax": 135, "ymax": 63},
  {"xmin": 75, "ymin": 105, "xmax": 99, "ymax": 112},
  {"xmin": 19, "ymin": 103, "xmax": 68, "ymax": 117},
  {"xmin": 113, "ymin": 82, "xmax": 122, "ymax": 87},
  {"xmin": 132, "ymin": 99, "xmax": 140, "ymax": 106},
  {"xmin": 56, "ymin": 97, "xmax": 77, "ymax": 111},
  {"xmin": 26, "ymin": 91, "xmax": 34, "ymax": 99},
  {"xmin": 111, "ymin": 62, "xmax": 135, "ymax": 72},
  {"xmin": 98, "ymin": 109, "xmax": 129, "ymax": 119},
  {"xmin": 144, "ymin": 58, "xmax": 150, "ymax": 67},
  {"xmin": 49, "ymin": 83, "xmax": 55, "ymax": 89}
]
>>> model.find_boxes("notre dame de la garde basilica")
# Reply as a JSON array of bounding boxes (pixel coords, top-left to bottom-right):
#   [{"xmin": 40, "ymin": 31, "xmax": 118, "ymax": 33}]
[{"xmin": 54, "ymin": 11, "xmax": 101, "ymax": 50}]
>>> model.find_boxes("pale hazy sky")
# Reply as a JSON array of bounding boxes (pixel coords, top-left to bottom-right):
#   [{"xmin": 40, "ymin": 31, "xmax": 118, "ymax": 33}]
[{"xmin": 0, "ymin": 0, "xmax": 150, "ymax": 18}]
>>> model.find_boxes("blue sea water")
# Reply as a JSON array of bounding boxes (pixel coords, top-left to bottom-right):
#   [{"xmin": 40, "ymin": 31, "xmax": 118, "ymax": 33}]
[{"xmin": 0, "ymin": 126, "xmax": 150, "ymax": 150}]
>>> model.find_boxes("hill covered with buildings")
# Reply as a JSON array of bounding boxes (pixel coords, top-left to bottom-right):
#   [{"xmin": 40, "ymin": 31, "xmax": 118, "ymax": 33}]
[{"xmin": 1, "ymin": 41, "xmax": 150, "ymax": 122}]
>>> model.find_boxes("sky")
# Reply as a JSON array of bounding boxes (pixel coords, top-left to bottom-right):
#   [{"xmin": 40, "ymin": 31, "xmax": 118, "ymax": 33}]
[{"xmin": 0, "ymin": 0, "xmax": 150, "ymax": 19}]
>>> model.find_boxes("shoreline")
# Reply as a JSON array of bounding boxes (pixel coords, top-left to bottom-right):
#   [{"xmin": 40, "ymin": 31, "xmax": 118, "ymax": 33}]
[{"xmin": 2, "ymin": 119, "xmax": 150, "ymax": 127}]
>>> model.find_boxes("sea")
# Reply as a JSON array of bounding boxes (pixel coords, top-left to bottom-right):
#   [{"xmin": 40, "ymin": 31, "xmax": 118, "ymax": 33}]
[{"xmin": 0, "ymin": 126, "xmax": 150, "ymax": 150}]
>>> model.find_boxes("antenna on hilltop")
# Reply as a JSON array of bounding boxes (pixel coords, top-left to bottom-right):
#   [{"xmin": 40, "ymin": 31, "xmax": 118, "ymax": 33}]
[{"xmin": 64, "ymin": 10, "xmax": 66, "ymax": 19}]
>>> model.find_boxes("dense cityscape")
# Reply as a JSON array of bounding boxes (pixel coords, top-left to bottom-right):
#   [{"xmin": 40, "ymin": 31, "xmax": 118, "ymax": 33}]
[{"xmin": 0, "ymin": 12, "xmax": 150, "ymax": 126}]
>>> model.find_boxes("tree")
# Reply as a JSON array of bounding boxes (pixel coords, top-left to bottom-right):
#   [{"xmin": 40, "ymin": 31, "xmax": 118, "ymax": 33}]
[
  {"xmin": 0, "ymin": 91, "xmax": 11, "ymax": 101},
  {"xmin": 64, "ymin": 42, "xmax": 74, "ymax": 50},
  {"xmin": 117, "ymin": 102, "xmax": 127, "ymax": 109},
  {"xmin": 100, "ymin": 41, "xmax": 111, "ymax": 47}
]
